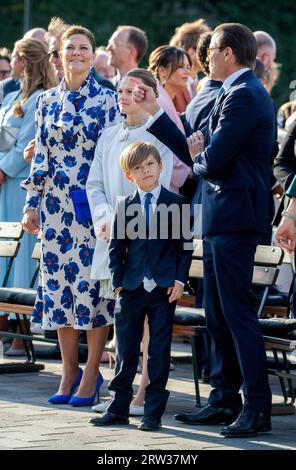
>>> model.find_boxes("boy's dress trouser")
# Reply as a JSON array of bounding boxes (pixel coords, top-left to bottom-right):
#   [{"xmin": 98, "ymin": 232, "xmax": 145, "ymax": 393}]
[{"xmin": 108, "ymin": 285, "xmax": 175, "ymax": 420}]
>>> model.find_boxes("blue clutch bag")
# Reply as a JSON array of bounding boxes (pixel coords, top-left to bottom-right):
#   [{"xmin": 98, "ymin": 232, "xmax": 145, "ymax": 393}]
[{"xmin": 72, "ymin": 189, "xmax": 92, "ymax": 223}]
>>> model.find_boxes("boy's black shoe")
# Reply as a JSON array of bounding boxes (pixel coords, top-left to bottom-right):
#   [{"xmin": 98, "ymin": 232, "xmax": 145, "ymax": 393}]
[
  {"xmin": 138, "ymin": 417, "xmax": 161, "ymax": 431},
  {"xmin": 89, "ymin": 412, "xmax": 129, "ymax": 426}
]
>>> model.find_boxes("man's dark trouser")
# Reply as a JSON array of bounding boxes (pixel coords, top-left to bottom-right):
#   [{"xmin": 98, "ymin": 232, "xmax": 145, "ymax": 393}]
[
  {"xmin": 108, "ymin": 285, "xmax": 175, "ymax": 420},
  {"xmin": 203, "ymin": 233, "xmax": 272, "ymax": 415}
]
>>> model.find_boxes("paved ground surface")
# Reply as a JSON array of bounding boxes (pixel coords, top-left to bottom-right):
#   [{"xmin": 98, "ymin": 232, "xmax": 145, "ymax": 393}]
[{"xmin": 0, "ymin": 348, "xmax": 295, "ymax": 451}]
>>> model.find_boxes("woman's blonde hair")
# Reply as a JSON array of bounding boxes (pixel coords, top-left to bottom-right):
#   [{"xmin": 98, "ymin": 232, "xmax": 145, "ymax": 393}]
[{"xmin": 13, "ymin": 38, "xmax": 58, "ymax": 117}]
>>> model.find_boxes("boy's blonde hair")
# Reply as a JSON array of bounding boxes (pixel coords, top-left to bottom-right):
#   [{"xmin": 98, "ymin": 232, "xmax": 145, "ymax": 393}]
[{"xmin": 120, "ymin": 142, "xmax": 161, "ymax": 173}]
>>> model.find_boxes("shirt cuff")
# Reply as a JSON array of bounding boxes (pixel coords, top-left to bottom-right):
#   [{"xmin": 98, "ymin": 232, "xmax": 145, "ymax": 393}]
[
  {"xmin": 175, "ymin": 280, "xmax": 185, "ymax": 287},
  {"xmin": 147, "ymin": 108, "xmax": 164, "ymax": 127}
]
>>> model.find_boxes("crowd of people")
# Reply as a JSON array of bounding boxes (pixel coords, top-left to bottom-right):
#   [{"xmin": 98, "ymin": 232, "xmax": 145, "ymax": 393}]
[{"xmin": 0, "ymin": 15, "xmax": 296, "ymax": 437}]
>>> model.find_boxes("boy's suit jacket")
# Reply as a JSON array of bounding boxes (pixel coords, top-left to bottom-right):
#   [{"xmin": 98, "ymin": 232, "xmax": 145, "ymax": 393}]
[{"xmin": 109, "ymin": 185, "xmax": 193, "ymax": 291}]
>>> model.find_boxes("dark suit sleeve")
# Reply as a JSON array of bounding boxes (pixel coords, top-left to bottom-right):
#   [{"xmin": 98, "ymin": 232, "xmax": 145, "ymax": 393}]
[
  {"xmin": 108, "ymin": 198, "xmax": 127, "ymax": 290},
  {"xmin": 273, "ymin": 120, "xmax": 296, "ymax": 190},
  {"xmin": 147, "ymin": 112, "xmax": 193, "ymax": 167},
  {"xmin": 193, "ymin": 89, "xmax": 259, "ymax": 178},
  {"xmin": 175, "ymin": 199, "xmax": 194, "ymax": 284}
]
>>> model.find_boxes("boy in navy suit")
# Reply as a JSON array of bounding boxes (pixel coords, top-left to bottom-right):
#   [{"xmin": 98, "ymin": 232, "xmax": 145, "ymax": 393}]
[{"xmin": 89, "ymin": 141, "xmax": 193, "ymax": 431}]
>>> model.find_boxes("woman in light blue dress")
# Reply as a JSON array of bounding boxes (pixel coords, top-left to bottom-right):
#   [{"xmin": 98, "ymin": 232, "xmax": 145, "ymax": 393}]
[
  {"xmin": 0, "ymin": 38, "xmax": 57, "ymax": 351},
  {"xmin": 22, "ymin": 26, "xmax": 121, "ymax": 406}
]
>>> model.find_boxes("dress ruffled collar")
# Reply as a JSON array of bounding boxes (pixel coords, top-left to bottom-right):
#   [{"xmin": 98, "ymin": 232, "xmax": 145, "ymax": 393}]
[{"xmin": 52, "ymin": 74, "xmax": 92, "ymax": 132}]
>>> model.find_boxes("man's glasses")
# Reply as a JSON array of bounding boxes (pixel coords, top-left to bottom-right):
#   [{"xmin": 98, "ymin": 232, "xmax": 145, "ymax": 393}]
[
  {"xmin": 206, "ymin": 47, "xmax": 224, "ymax": 58},
  {"xmin": 48, "ymin": 49, "xmax": 59, "ymax": 59},
  {"xmin": 0, "ymin": 70, "xmax": 11, "ymax": 78}
]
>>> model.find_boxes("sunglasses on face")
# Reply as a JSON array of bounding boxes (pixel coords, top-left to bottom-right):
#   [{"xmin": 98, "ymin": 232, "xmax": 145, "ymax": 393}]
[
  {"xmin": 0, "ymin": 70, "xmax": 10, "ymax": 77},
  {"xmin": 48, "ymin": 49, "xmax": 59, "ymax": 59}
]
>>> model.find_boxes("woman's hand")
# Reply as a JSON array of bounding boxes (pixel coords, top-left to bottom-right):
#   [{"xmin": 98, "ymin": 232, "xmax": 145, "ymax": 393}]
[
  {"xmin": 22, "ymin": 209, "xmax": 40, "ymax": 234},
  {"xmin": 130, "ymin": 78, "xmax": 160, "ymax": 116},
  {"xmin": 187, "ymin": 132, "xmax": 204, "ymax": 160},
  {"xmin": 23, "ymin": 138, "xmax": 35, "ymax": 164},
  {"xmin": 0, "ymin": 170, "xmax": 5, "ymax": 185}
]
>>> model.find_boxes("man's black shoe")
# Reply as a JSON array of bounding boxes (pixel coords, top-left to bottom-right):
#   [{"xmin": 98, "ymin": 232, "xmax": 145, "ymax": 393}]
[
  {"xmin": 174, "ymin": 404, "xmax": 241, "ymax": 425},
  {"xmin": 220, "ymin": 405, "xmax": 271, "ymax": 438},
  {"xmin": 138, "ymin": 417, "xmax": 161, "ymax": 431},
  {"xmin": 89, "ymin": 412, "xmax": 129, "ymax": 426}
]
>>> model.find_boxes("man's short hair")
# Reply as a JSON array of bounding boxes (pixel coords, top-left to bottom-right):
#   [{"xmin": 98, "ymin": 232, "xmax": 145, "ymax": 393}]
[
  {"xmin": 23, "ymin": 27, "xmax": 47, "ymax": 41},
  {"xmin": 47, "ymin": 17, "xmax": 70, "ymax": 38},
  {"xmin": 254, "ymin": 31, "xmax": 276, "ymax": 51},
  {"xmin": 120, "ymin": 142, "xmax": 161, "ymax": 173},
  {"xmin": 169, "ymin": 19, "xmax": 210, "ymax": 51},
  {"xmin": 214, "ymin": 23, "xmax": 257, "ymax": 69},
  {"xmin": 0, "ymin": 47, "xmax": 11, "ymax": 63},
  {"xmin": 117, "ymin": 26, "xmax": 148, "ymax": 63}
]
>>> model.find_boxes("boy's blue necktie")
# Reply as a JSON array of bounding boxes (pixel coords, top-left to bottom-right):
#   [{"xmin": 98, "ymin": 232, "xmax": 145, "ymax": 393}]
[{"xmin": 144, "ymin": 192, "xmax": 153, "ymax": 280}]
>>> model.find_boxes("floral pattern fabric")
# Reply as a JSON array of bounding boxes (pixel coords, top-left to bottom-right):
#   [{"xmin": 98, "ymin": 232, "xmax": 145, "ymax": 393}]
[{"xmin": 21, "ymin": 75, "xmax": 121, "ymax": 330}]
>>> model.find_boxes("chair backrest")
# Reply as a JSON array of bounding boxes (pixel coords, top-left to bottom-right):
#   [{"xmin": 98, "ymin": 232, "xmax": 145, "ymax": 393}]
[
  {"xmin": 0, "ymin": 222, "xmax": 23, "ymax": 287},
  {"xmin": 189, "ymin": 259, "xmax": 280, "ymax": 287},
  {"xmin": 190, "ymin": 240, "xmax": 284, "ymax": 317}
]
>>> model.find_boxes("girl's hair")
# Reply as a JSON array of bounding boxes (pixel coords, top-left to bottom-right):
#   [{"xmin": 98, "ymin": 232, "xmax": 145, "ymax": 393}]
[
  {"xmin": 148, "ymin": 45, "xmax": 192, "ymax": 84},
  {"xmin": 60, "ymin": 25, "xmax": 96, "ymax": 53},
  {"xmin": 13, "ymin": 38, "xmax": 58, "ymax": 117},
  {"xmin": 124, "ymin": 68, "xmax": 159, "ymax": 97}
]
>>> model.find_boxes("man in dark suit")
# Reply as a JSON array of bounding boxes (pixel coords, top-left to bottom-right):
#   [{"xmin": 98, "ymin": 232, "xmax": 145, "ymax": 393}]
[
  {"xmin": 89, "ymin": 142, "xmax": 193, "ymax": 431},
  {"xmin": 132, "ymin": 23, "xmax": 276, "ymax": 438},
  {"xmin": 185, "ymin": 31, "xmax": 222, "ymax": 133}
]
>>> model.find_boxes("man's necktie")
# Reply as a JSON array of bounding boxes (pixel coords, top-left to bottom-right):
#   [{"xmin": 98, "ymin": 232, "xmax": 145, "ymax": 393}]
[
  {"xmin": 144, "ymin": 192, "xmax": 153, "ymax": 280},
  {"xmin": 215, "ymin": 85, "xmax": 225, "ymax": 105}
]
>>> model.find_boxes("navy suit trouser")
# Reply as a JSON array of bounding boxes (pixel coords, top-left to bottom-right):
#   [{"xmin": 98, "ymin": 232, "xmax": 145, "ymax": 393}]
[
  {"xmin": 203, "ymin": 233, "xmax": 272, "ymax": 415},
  {"xmin": 108, "ymin": 285, "xmax": 175, "ymax": 420}
]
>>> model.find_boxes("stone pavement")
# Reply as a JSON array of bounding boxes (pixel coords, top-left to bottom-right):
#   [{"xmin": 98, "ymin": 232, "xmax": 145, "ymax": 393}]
[{"xmin": 0, "ymin": 357, "xmax": 295, "ymax": 451}]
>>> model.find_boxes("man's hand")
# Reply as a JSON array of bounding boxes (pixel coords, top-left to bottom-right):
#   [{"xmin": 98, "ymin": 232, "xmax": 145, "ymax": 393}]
[
  {"xmin": 0, "ymin": 169, "xmax": 5, "ymax": 185},
  {"xmin": 98, "ymin": 221, "xmax": 111, "ymax": 241},
  {"xmin": 275, "ymin": 197, "xmax": 296, "ymax": 252},
  {"xmin": 114, "ymin": 287, "xmax": 123, "ymax": 296},
  {"xmin": 167, "ymin": 282, "xmax": 184, "ymax": 303},
  {"xmin": 272, "ymin": 183, "xmax": 284, "ymax": 199},
  {"xmin": 274, "ymin": 217, "xmax": 296, "ymax": 253},
  {"xmin": 130, "ymin": 77, "xmax": 161, "ymax": 116},
  {"xmin": 24, "ymin": 138, "xmax": 35, "ymax": 164},
  {"xmin": 22, "ymin": 209, "xmax": 40, "ymax": 234},
  {"xmin": 187, "ymin": 132, "xmax": 204, "ymax": 160}
]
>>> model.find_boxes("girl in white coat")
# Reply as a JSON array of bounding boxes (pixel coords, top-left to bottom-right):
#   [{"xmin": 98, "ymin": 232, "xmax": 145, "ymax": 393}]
[{"xmin": 86, "ymin": 69, "xmax": 174, "ymax": 414}]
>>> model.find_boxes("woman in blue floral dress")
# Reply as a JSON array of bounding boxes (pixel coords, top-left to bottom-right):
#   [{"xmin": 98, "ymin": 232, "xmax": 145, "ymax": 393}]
[{"xmin": 21, "ymin": 26, "xmax": 120, "ymax": 405}]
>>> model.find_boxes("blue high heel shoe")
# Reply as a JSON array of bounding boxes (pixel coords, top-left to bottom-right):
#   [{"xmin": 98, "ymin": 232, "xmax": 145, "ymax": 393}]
[
  {"xmin": 68, "ymin": 372, "xmax": 103, "ymax": 406},
  {"xmin": 48, "ymin": 368, "xmax": 83, "ymax": 404}
]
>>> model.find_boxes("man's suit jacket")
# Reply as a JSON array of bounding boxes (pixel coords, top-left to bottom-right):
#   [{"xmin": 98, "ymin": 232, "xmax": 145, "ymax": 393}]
[
  {"xmin": 109, "ymin": 186, "xmax": 193, "ymax": 291},
  {"xmin": 185, "ymin": 79, "xmax": 222, "ymax": 132},
  {"xmin": 148, "ymin": 70, "xmax": 277, "ymax": 236},
  {"xmin": 89, "ymin": 67, "xmax": 116, "ymax": 92}
]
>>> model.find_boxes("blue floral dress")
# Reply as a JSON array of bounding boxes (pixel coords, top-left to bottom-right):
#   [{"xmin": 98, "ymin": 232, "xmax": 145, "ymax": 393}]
[{"xmin": 21, "ymin": 75, "xmax": 121, "ymax": 330}]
